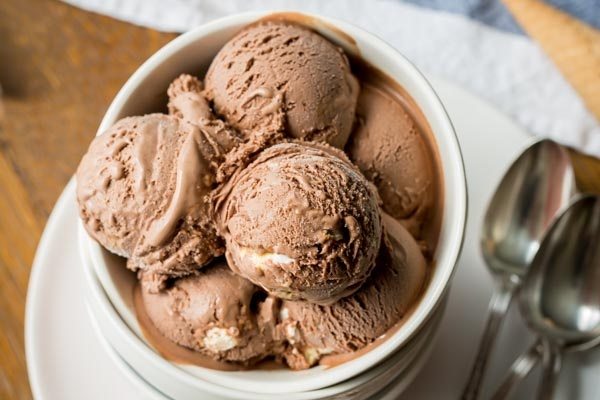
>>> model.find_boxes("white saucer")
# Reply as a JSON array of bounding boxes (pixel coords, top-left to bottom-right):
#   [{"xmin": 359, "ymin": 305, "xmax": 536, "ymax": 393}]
[
  {"xmin": 25, "ymin": 78, "xmax": 600, "ymax": 400},
  {"xmin": 85, "ymin": 301, "xmax": 170, "ymax": 400}
]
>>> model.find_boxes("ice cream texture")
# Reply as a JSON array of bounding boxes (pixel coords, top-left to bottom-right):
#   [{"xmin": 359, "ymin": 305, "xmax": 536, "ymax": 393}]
[
  {"xmin": 213, "ymin": 142, "xmax": 382, "ymax": 305},
  {"xmin": 167, "ymin": 74, "xmax": 242, "ymax": 155},
  {"xmin": 347, "ymin": 82, "xmax": 435, "ymax": 239},
  {"xmin": 205, "ymin": 21, "xmax": 359, "ymax": 149},
  {"xmin": 77, "ymin": 17, "xmax": 441, "ymax": 370},
  {"xmin": 141, "ymin": 259, "xmax": 281, "ymax": 364},
  {"xmin": 76, "ymin": 114, "xmax": 225, "ymax": 291},
  {"xmin": 278, "ymin": 213, "xmax": 427, "ymax": 369}
]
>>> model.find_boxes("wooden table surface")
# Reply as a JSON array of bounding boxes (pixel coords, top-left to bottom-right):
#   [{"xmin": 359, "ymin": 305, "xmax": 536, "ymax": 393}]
[
  {"xmin": 0, "ymin": 1, "xmax": 175, "ymax": 397},
  {"xmin": 1, "ymin": 1, "xmax": 599, "ymax": 399}
]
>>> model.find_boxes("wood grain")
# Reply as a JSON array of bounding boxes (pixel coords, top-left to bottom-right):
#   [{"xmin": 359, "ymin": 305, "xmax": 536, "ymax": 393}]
[{"xmin": 0, "ymin": 1, "xmax": 174, "ymax": 398}]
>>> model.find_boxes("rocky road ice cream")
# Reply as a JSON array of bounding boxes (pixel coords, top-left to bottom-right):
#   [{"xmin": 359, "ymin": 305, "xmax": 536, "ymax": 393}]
[
  {"xmin": 141, "ymin": 260, "xmax": 281, "ymax": 364},
  {"xmin": 278, "ymin": 214, "xmax": 427, "ymax": 369},
  {"xmin": 76, "ymin": 17, "xmax": 442, "ymax": 370},
  {"xmin": 76, "ymin": 114, "xmax": 226, "ymax": 291},
  {"xmin": 213, "ymin": 142, "xmax": 382, "ymax": 305}
]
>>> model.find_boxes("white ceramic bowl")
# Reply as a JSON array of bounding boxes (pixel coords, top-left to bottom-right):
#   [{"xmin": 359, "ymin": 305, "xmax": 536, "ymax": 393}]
[
  {"xmin": 81, "ymin": 10, "xmax": 467, "ymax": 396},
  {"xmin": 85, "ymin": 302, "xmax": 170, "ymax": 400},
  {"xmin": 80, "ymin": 231, "xmax": 446, "ymax": 399}
]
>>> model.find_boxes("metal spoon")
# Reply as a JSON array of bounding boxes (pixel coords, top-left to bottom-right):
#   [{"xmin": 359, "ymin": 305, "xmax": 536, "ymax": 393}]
[
  {"xmin": 461, "ymin": 139, "xmax": 576, "ymax": 400},
  {"xmin": 491, "ymin": 334, "xmax": 600, "ymax": 399},
  {"xmin": 516, "ymin": 195, "xmax": 600, "ymax": 400}
]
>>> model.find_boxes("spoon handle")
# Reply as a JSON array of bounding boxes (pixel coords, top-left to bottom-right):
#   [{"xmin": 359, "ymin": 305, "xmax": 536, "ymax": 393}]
[
  {"xmin": 461, "ymin": 279, "xmax": 518, "ymax": 400},
  {"xmin": 536, "ymin": 338, "xmax": 563, "ymax": 400},
  {"xmin": 491, "ymin": 338, "xmax": 544, "ymax": 400}
]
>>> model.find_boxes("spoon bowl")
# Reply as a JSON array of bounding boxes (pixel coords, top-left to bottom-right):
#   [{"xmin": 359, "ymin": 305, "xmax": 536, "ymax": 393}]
[
  {"xmin": 519, "ymin": 195, "xmax": 600, "ymax": 399},
  {"xmin": 520, "ymin": 195, "xmax": 600, "ymax": 344},
  {"xmin": 481, "ymin": 139, "xmax": 576, "ymax": 278}
]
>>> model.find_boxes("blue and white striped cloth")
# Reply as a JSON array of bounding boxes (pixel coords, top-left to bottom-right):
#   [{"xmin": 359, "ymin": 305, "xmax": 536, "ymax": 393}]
[
  {"xmin": 405, "ymin": 0, "xmax": 600, "ymax": 34},
  {"xmin": 63, "ymin": 0, "xmax": 600, "ymax": 156}
]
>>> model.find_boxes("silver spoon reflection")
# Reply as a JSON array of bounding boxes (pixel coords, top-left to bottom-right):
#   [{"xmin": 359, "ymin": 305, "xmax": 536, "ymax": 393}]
[
  {"xmin": 461, "ymin": 139, "xmax": 575, "ymax": 400},
  {"xmin": 515, "ymin": 195, "xmax": 600, "ymax": 400}
]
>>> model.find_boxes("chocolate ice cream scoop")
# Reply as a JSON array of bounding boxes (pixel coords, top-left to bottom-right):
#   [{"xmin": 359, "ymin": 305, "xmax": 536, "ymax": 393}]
[
  {"xmin": 204, "ymin": 21, "xmax": 359, "ymax": 148},
  {"xmin": 213, "ymin": 142, "xmax": 382, "ymax": 305},
  {"xmin": 141, "ymin": 260, "xmax": 281, "ymax": 365},
  {"xmin": 279, "ymin": 213, "xmax": 427, "ymax": 370},
  {"xmin": 76, "ymin": 114, "xmax": 224, "ymax": 291},
  {"xmin": 347, "ymin": 82, "xmax": 434, "ymax": 238}
]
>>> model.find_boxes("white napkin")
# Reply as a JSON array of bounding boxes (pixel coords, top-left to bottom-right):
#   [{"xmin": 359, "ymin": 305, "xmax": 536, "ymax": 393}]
[{"xmin": 63, "ymin": 0, "xmax": 600, "ymax": 157}]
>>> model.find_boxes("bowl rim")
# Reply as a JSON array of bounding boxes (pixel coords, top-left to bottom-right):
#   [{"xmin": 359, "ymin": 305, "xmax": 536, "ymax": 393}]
[{"xmin": 87, "ymin": 10, "xmax": 468, "ymax": 394}]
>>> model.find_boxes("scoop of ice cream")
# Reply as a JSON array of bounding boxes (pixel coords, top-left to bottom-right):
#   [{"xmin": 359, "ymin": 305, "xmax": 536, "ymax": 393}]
[
  {"xmin": 76, "ymin": 114, "xmax": 224, "ymax": 291},
  {"xmin": 141, "ymin": 260, "xmax": 280, "ymax": 364},
  {"xmin": 279, "ymin": 213, "xmax": 427, "ymax": 369},
  {"xmin": 213, "ymin": 142, "xmax": 382, "ymax": 304},
  {"xmin": 204, "ymin": 21, "xmax": 359, "ymax": 148},
  {"xmin": 347, "ymin": 83, "xmax": 434, "ymax": 238}
]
